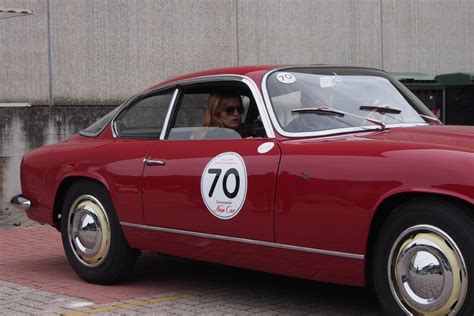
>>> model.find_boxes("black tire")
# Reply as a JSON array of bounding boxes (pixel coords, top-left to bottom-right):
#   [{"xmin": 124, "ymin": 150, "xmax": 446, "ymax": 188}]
[
  {"xmin": 61, "ymin": 180, "xmax": 139, "ymax": 284},
  {"xmin": 372, "ymin": 198, "xmax": 474, "ymax": 315}
]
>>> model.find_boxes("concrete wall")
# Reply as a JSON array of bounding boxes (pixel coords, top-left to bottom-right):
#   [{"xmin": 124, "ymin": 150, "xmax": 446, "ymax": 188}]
[
  {"xmin": 1, "ymin": 0, "xmax": 473, "ymax": 106},
  {"xmin": 238, "ymin": 0, "xmax": 382, "ymax": 67},
  {"xmin": 1, "ymin": 0, "xmax": 49, "ymax": 104},
  {"xmin": 382, "ymin": 0, "xmax": 474, "ymax": 74}
]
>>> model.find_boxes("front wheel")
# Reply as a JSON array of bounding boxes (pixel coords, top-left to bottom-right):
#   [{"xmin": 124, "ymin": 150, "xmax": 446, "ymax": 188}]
[
  {"xmin": 372, "ymin": 199, "xmax": 473, "ymax": 315},
  {"xmin": 61, "ymin": 180, "xmax": 139, "ymax": 284}
]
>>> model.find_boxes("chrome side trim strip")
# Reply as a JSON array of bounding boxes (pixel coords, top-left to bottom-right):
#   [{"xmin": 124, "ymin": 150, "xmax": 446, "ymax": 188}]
[{"xmin": 120, "ymin": 222, "xmax": 364, "ymax": 260}]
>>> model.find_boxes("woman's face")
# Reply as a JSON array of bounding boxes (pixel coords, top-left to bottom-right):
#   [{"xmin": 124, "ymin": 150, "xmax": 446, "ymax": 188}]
[{"xmin": 218, "ymin": 97, "xmax": 243, "ymax": 129}]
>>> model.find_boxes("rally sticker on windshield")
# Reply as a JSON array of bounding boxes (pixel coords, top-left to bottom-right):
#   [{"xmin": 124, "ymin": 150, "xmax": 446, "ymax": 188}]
[
  {"xmin": 320, "ymin": 76, "xmax": 335, "ymax": 88},
  {"xmin": 201, "ymin": 152, "xmax": 247, "ymax": 220},
  {"xmin": 276, "ymin": 72, "xmax": 296, "ymax": 84},
  {"xmin": 320, "ymin": 73, "xmax": 343, "ymax": 88}
]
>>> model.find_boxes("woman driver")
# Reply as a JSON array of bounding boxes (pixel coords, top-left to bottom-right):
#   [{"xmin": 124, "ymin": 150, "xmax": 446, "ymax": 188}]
[
  {"xmin": 203, "ymin": 93, "xmax": 244, "ymax": 131},
  {"xmin": 203, "ymin": 93, "xmax": 245, "ymax": 131}
]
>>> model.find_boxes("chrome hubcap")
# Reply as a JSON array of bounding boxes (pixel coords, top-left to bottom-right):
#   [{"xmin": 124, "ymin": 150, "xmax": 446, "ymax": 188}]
[
  {"xmin": 67, "ymin": 195, "xmax": 111, "ymax": 267},
  {"xmin": 389, "ymin": 225, "xmax": 467, "ymax": 315}
]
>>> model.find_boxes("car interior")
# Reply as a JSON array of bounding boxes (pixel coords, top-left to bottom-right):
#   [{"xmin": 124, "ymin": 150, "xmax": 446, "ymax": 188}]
[{"xmin": 167, "ymin": 82, "xmax": 267, "ymax": 140}]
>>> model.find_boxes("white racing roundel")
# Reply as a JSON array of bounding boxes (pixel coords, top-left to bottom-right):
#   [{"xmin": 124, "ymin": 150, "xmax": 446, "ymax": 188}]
[
  {"xmin": 201, "ymin": 152, "xmax": 247, "ymax": 220},
  {"xmin": 276, "ymin": 72, "xmax": 296, "ymax": 84}
]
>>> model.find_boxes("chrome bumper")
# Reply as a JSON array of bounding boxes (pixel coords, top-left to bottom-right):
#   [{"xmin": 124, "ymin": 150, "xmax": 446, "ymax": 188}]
[{"xmin": 10, "ymin": 195, "xmax": 31, "ymax": 209}]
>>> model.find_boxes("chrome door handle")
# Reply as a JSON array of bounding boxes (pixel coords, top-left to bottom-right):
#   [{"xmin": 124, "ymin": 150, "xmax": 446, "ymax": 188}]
[{"xmin": 143, "ymin": 159, "xmax": 165, "ymax": 166}]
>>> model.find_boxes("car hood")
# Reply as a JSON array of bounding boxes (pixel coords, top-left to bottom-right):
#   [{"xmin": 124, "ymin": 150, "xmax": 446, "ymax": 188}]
[{"xmin": 361, "ymin": 125, "xmax": 474, "ymax": 153}]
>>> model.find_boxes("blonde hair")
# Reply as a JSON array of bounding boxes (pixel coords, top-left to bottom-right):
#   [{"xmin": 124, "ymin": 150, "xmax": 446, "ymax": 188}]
[{"xmin": 203, "ymin": 93, "xmax": 242, "ymax": 127}]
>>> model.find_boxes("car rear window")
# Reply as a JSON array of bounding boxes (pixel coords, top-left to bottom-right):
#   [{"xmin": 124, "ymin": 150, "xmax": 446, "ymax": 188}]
[{"xmin": 80, "ymin": 107, "xmax": 120, "ymax": 137}]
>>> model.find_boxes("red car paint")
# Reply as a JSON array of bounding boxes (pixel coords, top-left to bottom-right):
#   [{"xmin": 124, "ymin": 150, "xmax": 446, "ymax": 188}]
[{"xmin": 17, "ymin": 65, "xmax": 474, "ymax": 289}]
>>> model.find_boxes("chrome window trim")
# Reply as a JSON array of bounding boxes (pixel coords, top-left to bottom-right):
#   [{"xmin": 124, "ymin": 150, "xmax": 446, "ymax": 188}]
[
  {"xmin": 121, "ymin": 222, "xmax": 364, "ymax": 260},
  {"xmin": 159, "ymin": 88, "xmax": 179, "ymax": 140},
  {"xmin": 78, "ymin": 103, "xmax": 128, "ymax": 138},
  {"xmin": 111, "ymin": 98, "xmax": 133, "ymax": 138},
  {"xmin": 114, "ymin": 74, "xmax": 276, "ymax": 140},
  {"xmin": 261, "ymin": 66, "xmax": 430, "ymax": 138},
  {"xmin": 112, "ymin": 89, "xmax": 178, "ymax": 139},
  {"xmin": 161, "ymin": 74, "xmax": 275, "ymax": 139}
]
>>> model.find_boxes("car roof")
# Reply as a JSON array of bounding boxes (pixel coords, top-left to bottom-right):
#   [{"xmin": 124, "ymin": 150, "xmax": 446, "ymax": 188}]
[
  {"xmin": 148, "ymin": 65, "xmax": 284, "ymax": 90},
  {"xmin": 147, "ymin": 64, "xmax": 385, "ymax": 91}
]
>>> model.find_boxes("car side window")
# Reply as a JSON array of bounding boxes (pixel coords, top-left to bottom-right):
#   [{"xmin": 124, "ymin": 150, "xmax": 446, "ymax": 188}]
[
  {"xmin": 166, "ymin": 84, "xmax": 267, "ymax": 140},
  {"xmin": 174, "ymin": 93, "xmax": 209, "ymax": 128},
  {"xmin": 115, "ymin": 91, "xmax": 173, "ymax": 139}
]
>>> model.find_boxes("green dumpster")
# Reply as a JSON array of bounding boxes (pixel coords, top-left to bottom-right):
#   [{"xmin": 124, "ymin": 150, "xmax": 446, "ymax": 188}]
[
  {"xmin": 434, "ymin": 72, "xmax": 474, "ymax": 125},
  {"xmin": 391, "ymin": 72, "xmax": 445, "ymax": 122},
  {"xmin": 435, "ymin": 72, "xmax": 474, "ymax": 85}
]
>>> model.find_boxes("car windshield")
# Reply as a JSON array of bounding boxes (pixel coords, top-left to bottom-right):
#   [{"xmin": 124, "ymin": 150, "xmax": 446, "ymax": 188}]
[{"xmin": 266, "ymin": 68, "xmax": 431, "ymax": 134}]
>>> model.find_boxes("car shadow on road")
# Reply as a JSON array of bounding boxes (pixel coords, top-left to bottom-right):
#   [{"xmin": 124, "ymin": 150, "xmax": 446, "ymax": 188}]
[
  {"xmin": 129, "ymin": 251, "xmax": 383, "ymax": 314},
  {"xmin": 0, "ymin": 225, "xmax": 382, "ymax": 313}
]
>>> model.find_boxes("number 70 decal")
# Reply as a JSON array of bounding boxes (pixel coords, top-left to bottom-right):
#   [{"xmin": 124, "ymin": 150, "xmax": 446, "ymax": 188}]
[
  {"xmin": 207, "ymin": 168, "xmax": 240, "ymax": 198},
  {"xmin": 201, "ymin": 152, "xmax": 247, "ymax": 219}
]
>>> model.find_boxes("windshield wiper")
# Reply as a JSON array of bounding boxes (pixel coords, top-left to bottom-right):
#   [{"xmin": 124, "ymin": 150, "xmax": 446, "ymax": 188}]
[
  {"xmin": 419, "ymin": 114, "xmax": 442, "ymax": 125},
  {"xmin": 291, "ymin": 106, "xmax": 345, "ymax": 117},
  {"xmin": 359, "ymin": 105, "xmax": 402, "ymax": 114},
  {"xmin": 291, "ymin": 106, "xmax": 386, "ymax": 130}
]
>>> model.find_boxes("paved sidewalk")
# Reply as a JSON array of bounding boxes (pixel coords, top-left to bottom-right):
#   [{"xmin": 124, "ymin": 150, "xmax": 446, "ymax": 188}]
[{"xmin": 0, "ymin": 223, "xmax": 382, "ymax": 315}]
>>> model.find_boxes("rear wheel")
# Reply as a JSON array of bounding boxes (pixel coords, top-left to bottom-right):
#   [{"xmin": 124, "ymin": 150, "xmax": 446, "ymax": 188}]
[
  {"xmin": 61, "ymin": 180, "xmax": 139, "ymax": 284},
  {"xmin": 372, "ymin": 199, "xmax": 473, "ymax": 315}
]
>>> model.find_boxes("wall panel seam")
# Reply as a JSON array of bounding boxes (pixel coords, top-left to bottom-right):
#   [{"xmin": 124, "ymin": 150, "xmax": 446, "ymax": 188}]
[
  {"xmin": 235, "ymin": 0, "xmax": 240, "ymax": 66},
  {"xmin": 380, "ymin": 0, "xmax": 384, "ymax": 69}
]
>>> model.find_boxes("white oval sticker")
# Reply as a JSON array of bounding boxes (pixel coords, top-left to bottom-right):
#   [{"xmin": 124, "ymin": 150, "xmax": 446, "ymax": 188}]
[
  {"xmin": 201, "ymin": 152, "xmax": 247, "ymax": 220},
  {"xmin": 257, "ymin": 142, "xmax": 275, "ymax": 154},
  {"xmin": 276, "ymin": 72, "xmax": 296, "ymax": 84}
]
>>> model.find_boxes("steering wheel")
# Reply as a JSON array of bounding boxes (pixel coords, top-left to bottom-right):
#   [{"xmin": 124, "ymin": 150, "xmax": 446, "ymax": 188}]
[{"xmin": 285, "ymin": 112, "xmax": 338, "ymax": 132}]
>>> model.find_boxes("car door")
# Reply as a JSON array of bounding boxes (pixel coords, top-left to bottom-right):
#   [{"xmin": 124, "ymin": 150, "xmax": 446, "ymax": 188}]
[
  {"xmin": 107, "ymin": 89, "xmax": 175, "ymax": 224},
  {"xmin": 143, "ymin": 81, "xmax": 280, "ymax": 242}
]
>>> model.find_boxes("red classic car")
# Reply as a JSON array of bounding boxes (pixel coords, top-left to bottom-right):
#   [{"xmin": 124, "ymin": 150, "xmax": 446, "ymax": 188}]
[{"xmin": 11, "ymin": 65, "xmax": 474, "ymax": 315}]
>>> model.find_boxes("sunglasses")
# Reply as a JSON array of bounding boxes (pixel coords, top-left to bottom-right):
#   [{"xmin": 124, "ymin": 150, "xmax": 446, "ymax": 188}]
[{"xmin": 223, "ymin": 105, "xmax": 244, "ymax": 115}]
